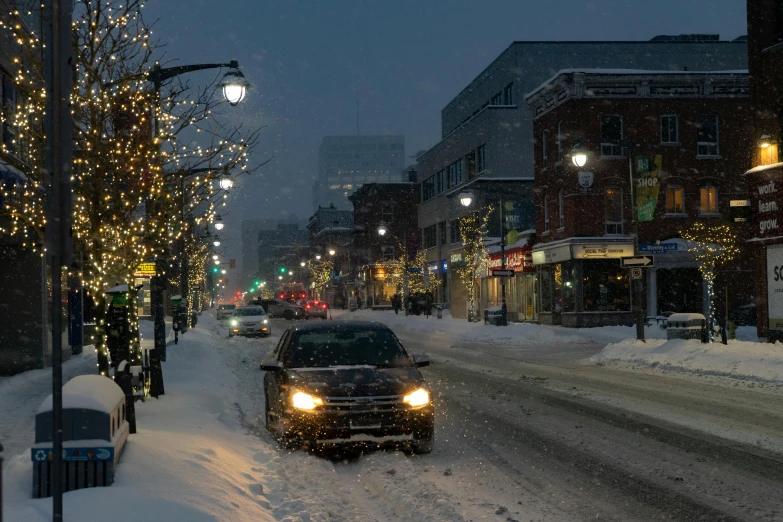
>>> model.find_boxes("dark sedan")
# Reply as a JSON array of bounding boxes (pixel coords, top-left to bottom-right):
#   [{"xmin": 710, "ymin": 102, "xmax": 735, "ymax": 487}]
[{"xmin": 261, "ymin": 321, "xmax": 434, "ymax": 453}]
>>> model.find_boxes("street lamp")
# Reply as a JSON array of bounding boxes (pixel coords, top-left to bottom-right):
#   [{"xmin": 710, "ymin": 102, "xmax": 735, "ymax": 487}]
[
  {"xmin": 221, "ymin": 269, "xmax": 226, "ymax": 274},
  {"xmin": 213, "ymin": 254, "xmax": 219, "ymax": 260},
  {"xmin": 570, "ymin": 142, "xmax": 589, "ymax": 168},
  {"xmin": 214, "ymin": 214, "xmax": 225, "ymax": 231},
  {"xmin": 214, "ymin": 259, "xmax": 220, "ymax": 265},
  {"xmin": 377, "ymin": 224, "xmax": 388, "ymax": 236},
  {"xmin": 329, "ymin": 248, "xmax": 336, "ymax": 256},
  {"xmin": 219, "ymin": 68, "xmax": 250, "ymax": 106},
  {"xmin": 459, "ymin": 191, "xmax": 475, "ymax": 207},
  {"xmin": 315, "ymin": 254, "xmax": 322, "ymax": 260},
  {"xmin": 213, "ymin": 236, "xmax": 221, "ymax": 247},
  {"xmin": 219, "ymin": 175, "xmax": 234, "ymax": 191}
]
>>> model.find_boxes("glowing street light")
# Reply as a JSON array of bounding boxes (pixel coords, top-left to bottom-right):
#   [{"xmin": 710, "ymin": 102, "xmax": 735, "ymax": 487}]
[
  {"xmin": 218, "ymin": 175, "xmax": 233, "ymax": 191},
  {"xmin": 219, "ymin": 68, "xmax": 250, "ymax": 106},
  {"xmin": 570, "ymin": 142, "xmax": 589, "ymax": 168},
  {"xmin": 377, "ymin": 224, "xmax": 387, "ymax": 236},
  {"xmin": 328, "ymin": 248, "xmax": 336, "ymax": 256},
  {"xmin": 214, "ymin": 214, "xmax": 225, "ymax": 231},
  {"xmin": 459, "ymin": 191, "xmax": 475, "ymax": 207},
  {"xmin": 213, "ymin": 236, "xmax": 221, "ymax": 247}
]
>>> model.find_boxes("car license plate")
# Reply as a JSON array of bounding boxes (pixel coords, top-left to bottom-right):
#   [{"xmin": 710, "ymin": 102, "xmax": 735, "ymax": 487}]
[{"xmin": 349, "ymin": 415, "xmax": 382, "ymax": 429}]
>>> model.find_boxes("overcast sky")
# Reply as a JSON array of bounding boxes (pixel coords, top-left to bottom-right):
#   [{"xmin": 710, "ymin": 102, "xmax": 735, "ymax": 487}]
[{"xmin": 143, "ymin": 0, "xmax": 747, "ymax": 265}]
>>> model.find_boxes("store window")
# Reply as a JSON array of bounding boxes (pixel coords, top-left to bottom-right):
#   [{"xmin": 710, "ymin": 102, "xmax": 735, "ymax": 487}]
[{"xmin": 582, "ymin": 260, "xmax": 630, "ymax": 312}]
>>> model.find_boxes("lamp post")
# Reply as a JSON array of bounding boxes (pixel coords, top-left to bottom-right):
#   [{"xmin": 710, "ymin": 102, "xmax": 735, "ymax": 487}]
[{"xmin": 459, "ymin": 190, "xmax": 508, "ymax": 326}]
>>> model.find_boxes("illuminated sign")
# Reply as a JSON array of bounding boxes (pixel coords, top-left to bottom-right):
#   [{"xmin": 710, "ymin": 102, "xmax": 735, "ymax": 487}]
[{"xmin": 134, "ymin": 262, "xmax": 156, "ymax": 277}]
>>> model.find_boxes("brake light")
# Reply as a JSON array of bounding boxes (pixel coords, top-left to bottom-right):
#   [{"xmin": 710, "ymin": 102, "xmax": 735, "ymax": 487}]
[
  {"xmin": 322, "ymin": 304, "xmax": 327, "ymax": 309},
  {"xmin": 305, "ymin": 304, "xmax": 311, "ymax": 309}
]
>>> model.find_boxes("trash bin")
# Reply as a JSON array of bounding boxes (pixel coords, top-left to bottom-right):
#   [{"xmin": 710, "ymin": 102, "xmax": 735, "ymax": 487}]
[
  {"xmin": 666, "ymin": 313, "xmax": 706, "ymax": 341},
  {"xmin": 484, "ymin": 307, "xmax": 503, "ymax": 326}
]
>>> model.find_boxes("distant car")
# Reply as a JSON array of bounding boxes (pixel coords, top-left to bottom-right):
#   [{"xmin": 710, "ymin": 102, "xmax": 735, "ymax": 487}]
[
  {"xmin": 229, "ymin": 306, "xmax": 271, "ymax": 337},
  {"xmin": 216, "ymin": 303, "xmax": 236, "ymax": 320},
  {"xmin": 261, "ymin": 321, "xmax": 434, "ymax": 453},
  {"xmin": 252, "ymin": 298, "xmax": 304, "ymax": 320},
  {"xmin": 301, "ymin": 299, "xmax": 328, "ymax": 319}
]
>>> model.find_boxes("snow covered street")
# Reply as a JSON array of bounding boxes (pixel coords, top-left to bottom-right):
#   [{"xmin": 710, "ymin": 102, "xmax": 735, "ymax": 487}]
[{"xmin": 3, "ymin": 311, "xmax": 783, "ymax": 521}]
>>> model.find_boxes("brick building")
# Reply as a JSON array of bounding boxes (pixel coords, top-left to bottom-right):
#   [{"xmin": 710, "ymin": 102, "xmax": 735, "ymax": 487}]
[
  {"xmin": 742, "ymin": 0, "xmax": 783, "ymax": 340},
  {"xmin": 526, "ymin": 69, "xmax": 754, "ymax": 327},
  {"xmin": 349, "ymin": 180, "xmax": 420, "ymax": 306}
]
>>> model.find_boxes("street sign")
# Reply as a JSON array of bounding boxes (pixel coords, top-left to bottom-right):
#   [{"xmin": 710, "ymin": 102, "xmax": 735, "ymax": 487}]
[
  {"xmin": 621, "ymin": 256, "xmax": 654, "ymax": 268},
  {"xmin": 630, "ymin": 267, "xmax": 643, "ymax": 280},
  {"xmin": 639, "ymin": 242, "xmax": 678, "ymax": 254},
  {"xmin": 491, "ymin": 269, "xmax": 515, "ymax": 277}
]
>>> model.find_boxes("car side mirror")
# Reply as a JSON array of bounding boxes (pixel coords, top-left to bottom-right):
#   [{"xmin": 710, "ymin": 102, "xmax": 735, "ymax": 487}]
[
  {"xmin": 260, "ymin": 359, "xmax": 282, "ymax": 372},
  {"xmin": 412, "ymin": 354, "xmax": 430, "ymax": 368}
]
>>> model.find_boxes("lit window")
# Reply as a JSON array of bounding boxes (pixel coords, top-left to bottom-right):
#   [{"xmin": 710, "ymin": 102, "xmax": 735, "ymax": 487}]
[
  {"xmin": 700, "ymin": 186, "xmax": 718, "ymax": 214},
  {"xmin": 666, "ymin": 186, "xmax": 684, "ymax": 214}
]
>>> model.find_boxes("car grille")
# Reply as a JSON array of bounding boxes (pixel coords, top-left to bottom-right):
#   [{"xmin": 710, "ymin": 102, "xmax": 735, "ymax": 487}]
[{"xmin": 321, "ymin": 394, "xmax": 403, "ymax": 414}]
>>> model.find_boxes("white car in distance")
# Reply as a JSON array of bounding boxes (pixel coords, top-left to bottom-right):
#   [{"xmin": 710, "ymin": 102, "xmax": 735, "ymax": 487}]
[{"xmin": 229, "ymin": 306, "xmax": 271, "ymax": 338}]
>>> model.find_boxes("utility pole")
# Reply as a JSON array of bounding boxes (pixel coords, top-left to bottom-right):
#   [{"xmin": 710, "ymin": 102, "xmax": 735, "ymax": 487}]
[
  {"xmin": 626, "ymin": 140, "xmax": 645, "ymax": 342},
  {"xmin": 499, "ymin": 196, "xmax": 508, "ymax": 326},
  {"xmin": 43, "ymin": 1, "xmax": 74, "ymax": 519}
]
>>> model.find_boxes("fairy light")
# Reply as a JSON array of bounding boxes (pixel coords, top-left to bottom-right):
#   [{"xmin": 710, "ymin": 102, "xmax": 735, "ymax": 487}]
[{"xmin": 458, "ymin": 205, "xmax": 493, "ymax": 322}]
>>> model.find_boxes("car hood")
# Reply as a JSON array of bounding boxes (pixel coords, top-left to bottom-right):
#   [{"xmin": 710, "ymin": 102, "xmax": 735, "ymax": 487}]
[
  {"xmin": 284, "ymin": 366, "xmax": 424, "ymax": 397},
  {"xmin": 234, "ymin": 316, "xmax": 265, "ymax": 323}
]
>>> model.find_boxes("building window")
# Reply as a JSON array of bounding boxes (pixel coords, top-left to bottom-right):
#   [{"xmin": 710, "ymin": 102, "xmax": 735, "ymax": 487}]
[
  {"xmin": 477, "ymin": 145, "xmax": 486, "ymax": 174},
  {"xmin": 542, "ymin": 129, "xmax": 549, "ymax": 168},
  {"xmin": 382, "ymin": 204, "xmax": 394, "ymax": 223},
  {"xmin": 558, "ymin": 188, "xmax": 565, "ymax": 228},
  {"xmin": 423, "ymin": 225, "xmax": 437, "ymax": 249},
  {"xmin": 491, "ymin": 92, "xmax": 502, "ymax": 105},
  {"xmin": 421, "ymin": 176, "xmax": 435, "ymax": 202},
  {"xmin": 666, "ymin": 186, "xmax": 684, "ymax": 214},
  {"xmin": 436, "ymin": 169, "xmax": 445, "ymax": 194},
  {"xmin": 448, "ymin": 159, "xmax": 462, "ymax": 188},
  {"xmin": 543, "ymin": 194, "xmax": 550, "ymax": 231},
  {"xmin": 660, "ymin": 114, "xmax": 679, "ymax": 144},
  {"xmin": 697, "ymin": 114, "xmax": 720, "ymax": 157},
  {"xmin": 605, "ymin": 188, "xmax": 623, "ymax": 234},
  {"xmin": 466, "ymin": 151, "xmax": 476, "ymax": 180},
  {"xmin": 556, "ymin": 120, "xmax": 564, "ymax": 162},
  {"xmin": 600, "ymin": 114, "xmax": 623, "ymax": 157},
  {"xmin": 439, "ymin": 221, "xmax": 447, "ymax": 246},
  {"xmin": 503, "ymin": 83, "xmax": 513, "ymax": 105},
  {"xmin": 700, "ymin": 186, "xmax": 719, "ymax": 214},
  {"xmin": 381, "ymin": 246, "xmax": 395, "ymax": 262},
  {"xmin": 449, "ymin": 219, "xmax": 461, "ymax": 244}
]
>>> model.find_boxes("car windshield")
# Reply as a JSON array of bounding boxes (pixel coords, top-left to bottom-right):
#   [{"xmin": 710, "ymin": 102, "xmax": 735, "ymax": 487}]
[
  {"xmin": 285, "ymin": 328, "xmax": 412, "ymax": 368},
  {"xmin": 218, "ymin": 305, "xmax": 235, "ymax": 310},
  {"xmin": 234, "ymin": 308, "xmax": 265, "ymax": 317}
]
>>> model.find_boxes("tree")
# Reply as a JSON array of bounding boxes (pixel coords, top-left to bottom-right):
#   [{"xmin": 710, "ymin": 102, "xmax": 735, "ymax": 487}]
[
  {"xmin": 458, "ymin": 206, "xmax": 493, "ymax": 322},
  {"xmin": 309, "ymin": 257, "xmax": 333, "ymax": 299},
  {"xmin": 681, "ymin": 221, "xmax": 740, "ymax": 338}
]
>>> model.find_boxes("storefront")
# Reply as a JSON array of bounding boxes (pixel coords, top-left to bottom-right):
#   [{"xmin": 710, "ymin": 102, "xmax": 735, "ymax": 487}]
[
  {"xmin": 133, "ymin": 262, "xmax": 155, "ymax": 317},
  {"xmin": 365, "ymin": 264, "xmax": 399, "ymax": 306},
  {"xmin": 479, "ymin": 241, "xmax": 537, "ymax": 321},
  {"xmin": 532, "ymin": 239, "xmax": 634, "ymax": 327},
  {"xmin": 446, "ymin": 248, "xmax": 473, "ymax": 319}
]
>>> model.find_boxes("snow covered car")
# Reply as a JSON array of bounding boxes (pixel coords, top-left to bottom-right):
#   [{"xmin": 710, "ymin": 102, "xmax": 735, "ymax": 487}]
[
  {"xmin": 252, "ymin": 298, "xmax": 304, "ymax": 320},
  {"xmin": 216, "ymin": 303, "xmax": 236, "ymax": 320},
  {"xmin": 229, "ymin": 306, "xmax": 271, "ymax": 337},
  {"xmin": 261, "ymin": 321, "xmax": 434, "ymax": 453}
]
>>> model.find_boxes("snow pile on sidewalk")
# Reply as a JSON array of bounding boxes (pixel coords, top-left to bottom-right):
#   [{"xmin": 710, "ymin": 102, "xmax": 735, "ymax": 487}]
[
  {"xmin": 2, "ymin": 315, "xmax": 349, "ymax": 522},
  {"xmin": 590, "ymin": 337, "xmax": 783, "ymax": 383},
  {"xmin": 339, "ymin": 309, "xmax": 591, "ymax": 345}
]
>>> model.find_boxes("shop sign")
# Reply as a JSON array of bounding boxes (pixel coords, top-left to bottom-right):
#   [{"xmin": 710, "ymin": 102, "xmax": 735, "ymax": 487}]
[
  {"xmin": 134, "ymin": 262, "xmax": 156, "ymax": 277},
  {"xmin": 531, "ymin": 244, "xmax": 571, "ymax": 265},
  {"xmin": 578, "ymin": 171, "xmax": 593, "ymax": 188},
  {"xmin": 449, "ymin": 252, "xmax": 465, "ymax": 267},
  {"xmin": 746, "ymin": 165, "xmax": 783, "ymax": 237},
  {"xmin": 767, "ymin": 244, "xmax": 783, "ymax": 330},
  {"xmin": 487, "ymin": 246, "xmax": 534, "ymax": 272},
  {"xmin": 572, "ymin": 244, "xmax": 633, "ymax": 259},
  {"xmin": 634, "ymin": 155, "xmax": 662, "ymax": 222}
]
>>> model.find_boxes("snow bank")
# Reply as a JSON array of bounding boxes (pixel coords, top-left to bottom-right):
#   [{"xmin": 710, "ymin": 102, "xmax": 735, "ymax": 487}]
[
  {"xmin": 590, "ymin": 338, "xmax": 783, "ymax": 383},
  {"xmin": 37, "ymin": 374, "xmax": 124, "ymax": 414}
]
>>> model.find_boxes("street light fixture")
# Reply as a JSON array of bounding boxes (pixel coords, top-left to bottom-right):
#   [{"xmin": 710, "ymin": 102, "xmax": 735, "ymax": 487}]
[
  {"xmin": 214, "ymin": 214, "xmax": 225, "ymax": 231},
  {"xmin": 377, "ymin": 224, "xmax": 388, "ymax": 236},
  {"xmin": 219, "ymin": 175, "xmax": 234, "ymax": 191},
  {"xmin": 315, "ymin": 254, "xmax": 322, "ymax": 260},
  {"xmin": 328, "ymin": 248, "xmax": 336, "ymax": 256},
  {"xmin": 570, "ymin": 142, "xmax": 589, "ymax": 168},
  {"xmin": 219, "ymin": 68, "xmax": 250, "ymax": 106},
  {"xmin": 213, "ymin": 236, "xmax": 221, "ymax": 247},
  {"xmin": 459, "ymin": 191, "xmax": 475, "ymax": 207},
  {"xmin": 214, "ymin": 259, "xmax": 220, "ymax": 265},
  {"xmin": 213, "ymin": 254, "xmax": 219, "ymax": 260}
]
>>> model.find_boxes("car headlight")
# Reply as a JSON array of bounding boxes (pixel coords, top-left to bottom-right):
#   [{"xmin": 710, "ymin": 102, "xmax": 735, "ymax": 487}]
[
  {"xmin": 263, "ymin": 319, "xmax": 268, "ymax": 324},
  {"xmin": 403, "ymin": 388, "xmax": 430, "ymax": 408},
  {"xmin": 291, "ymin": 391, "xmax": 323, "ymax": 410},
  {"xmin": 230, "ymin": 319, "xmax": 238, "ymax": 326}
]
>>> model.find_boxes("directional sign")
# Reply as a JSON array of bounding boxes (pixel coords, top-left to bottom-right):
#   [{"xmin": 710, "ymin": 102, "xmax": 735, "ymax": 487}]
[
  {"xmin": 491, "ymin": 269, "xmax": 515, "ymax": 277},
  {"xmin": 621, "ymin": 256, "xmax": 654, "ymax": 268},
  {"xmin": 630, "ymin": 267, "xmax": 643, "ymax": 280}
]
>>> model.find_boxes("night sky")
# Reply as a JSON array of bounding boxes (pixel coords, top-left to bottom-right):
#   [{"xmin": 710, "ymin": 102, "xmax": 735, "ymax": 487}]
[{"xmin": 143, "ymin": 0, "xmax": 747, "ymax": 263}]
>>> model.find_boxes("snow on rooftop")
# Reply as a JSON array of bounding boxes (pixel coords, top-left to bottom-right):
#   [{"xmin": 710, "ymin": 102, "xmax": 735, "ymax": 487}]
[
  {"xmin": 37, "ymin": 375, "xmax": 124, "ymax": 414},
  {"xmin": 524, "ymin": 68, "xmax": 748, "ymax": 100}
]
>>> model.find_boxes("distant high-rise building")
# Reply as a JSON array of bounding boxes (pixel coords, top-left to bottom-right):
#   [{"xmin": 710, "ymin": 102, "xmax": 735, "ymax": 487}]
[
  {"xmin": 241, "ymin": 216, "xmax": 302, "ymax": 287},
  {"xmin": 312, "ymin": 135, "xmax": 405, "ymax": 211}
]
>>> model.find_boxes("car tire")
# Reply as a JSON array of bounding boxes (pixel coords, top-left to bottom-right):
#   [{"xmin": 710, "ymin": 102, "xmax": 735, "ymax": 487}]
[
  {"xmin": 283, "ymin": 310, "xmax": 294, "ymax": 321},
  {"xmin": 410, "ymin": 428, "xmax": 434, "ymax": 454}
]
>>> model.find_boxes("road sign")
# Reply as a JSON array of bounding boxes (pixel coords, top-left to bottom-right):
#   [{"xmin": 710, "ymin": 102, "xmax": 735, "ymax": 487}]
[
  {"xmin": 639, "ymin": 242, "xmax": 678, "ymax": 254},
  {"xmin": 491, "ymin": 269, "xmax": 515, "ymax": 277},
  {"xmin": 630, "ymin": 267, "xmax": 643, "ymax": 280},
  {"xmin": 621, "ymin": 256, "xmax": 654, "ymax": 268}
]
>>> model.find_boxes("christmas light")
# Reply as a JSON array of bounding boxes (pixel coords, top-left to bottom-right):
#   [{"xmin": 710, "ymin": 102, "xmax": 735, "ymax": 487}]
[{"xmin": 457, "ymin": 206, "xmax": 493, "ymax": 322}]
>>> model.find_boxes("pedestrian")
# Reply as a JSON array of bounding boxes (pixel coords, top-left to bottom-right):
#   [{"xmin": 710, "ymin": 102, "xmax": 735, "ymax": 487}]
[
  {"xmin": 357, "ymin": 295, "xmax": 363, "ymax": 309},
  {"xmin": 392, "ymin": 294, "xmax": 400, "ymax": 314}
]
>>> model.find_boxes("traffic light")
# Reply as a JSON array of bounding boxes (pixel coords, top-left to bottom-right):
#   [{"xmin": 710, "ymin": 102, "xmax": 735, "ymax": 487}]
[
  {"xmin": 254, "ymin": 279, "xmax": 260, "ymax": 286},
  {"xmin": 212, "ymin": 267, "xmax": 218, "ymax": 273},
  {"xmin": 279, "ymin": 267, "xmax": 286, "ymax": 274}
]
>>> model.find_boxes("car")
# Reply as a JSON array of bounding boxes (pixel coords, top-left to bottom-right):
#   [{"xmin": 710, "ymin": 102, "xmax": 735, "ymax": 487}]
[
  {"xmin": 252, "ymin": 298, "xmax": 304, "ymax": 320},
  {"xmin": 228, "ymin": 306, "xmax": 271, "ymax": 337},
  {"xmin": 260, "ymin": 321, "xmax": 434, "ymax": 453},
  {"xmin": 216, "ymin": 303, "xmax": 237, "ymax": 320},
  {"xmin": 300, "ymin": 299, "xmax": 328, "ymax": 320}
]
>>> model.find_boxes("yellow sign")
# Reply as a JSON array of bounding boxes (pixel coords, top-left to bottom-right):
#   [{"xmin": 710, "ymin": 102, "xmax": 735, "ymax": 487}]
[{"xmin": 135, "ymin": 262, "xmax": 156, "ymax": 277}]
